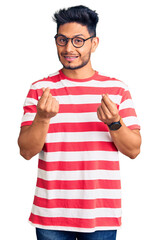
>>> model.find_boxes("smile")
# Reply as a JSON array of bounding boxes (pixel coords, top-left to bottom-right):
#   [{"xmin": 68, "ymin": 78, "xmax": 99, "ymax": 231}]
[{"xmin": 64, "ymin": 56, "xmax": 79, "ymax": 62}]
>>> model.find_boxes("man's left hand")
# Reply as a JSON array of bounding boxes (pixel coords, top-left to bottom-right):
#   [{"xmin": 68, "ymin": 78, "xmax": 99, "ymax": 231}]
[{"xmin": 97, "ymin": 94, "xmax": 120, "ymax": 125}]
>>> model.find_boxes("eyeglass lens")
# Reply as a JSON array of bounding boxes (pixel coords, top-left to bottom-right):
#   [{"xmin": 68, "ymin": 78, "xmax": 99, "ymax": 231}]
[{"xmin": 56, "ymin": 36, "xmax": 84, "ymax": 47}]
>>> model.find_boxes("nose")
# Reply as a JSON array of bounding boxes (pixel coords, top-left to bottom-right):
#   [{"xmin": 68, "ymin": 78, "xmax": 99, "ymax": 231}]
[{"xmin": 64, "ymin": 39, "xmax": 75, "ymax": 52}]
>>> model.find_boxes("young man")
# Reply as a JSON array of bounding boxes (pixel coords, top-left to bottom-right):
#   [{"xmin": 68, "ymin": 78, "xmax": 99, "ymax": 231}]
[{"xmin": 18, "ymin": 5, "xmax": 141, "ymax": 240}]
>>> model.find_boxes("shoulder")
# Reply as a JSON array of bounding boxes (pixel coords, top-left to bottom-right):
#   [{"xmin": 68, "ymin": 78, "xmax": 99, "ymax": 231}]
[
  {"xmin": 31, "ymin": 71, "xmax": 60, "ymax": 89},
  {"xmin": 96, "ymin": 71, "xmax": 128, "ymax": 90}
]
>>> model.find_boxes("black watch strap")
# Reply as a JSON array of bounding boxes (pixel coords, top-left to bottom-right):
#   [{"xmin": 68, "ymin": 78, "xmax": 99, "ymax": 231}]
[{"xmin": 108, "ymin": 119, "xmax": 122, "ymax": 131}]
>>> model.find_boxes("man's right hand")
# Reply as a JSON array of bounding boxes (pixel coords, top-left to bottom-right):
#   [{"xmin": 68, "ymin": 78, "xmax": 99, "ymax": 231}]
[
  {"xmin": 18, "ymin": 87, "xmax": 59, "ymax": 160},
  {"xmin": 36, "ymin": 87, "xmax": 59, "ymax": 120}
]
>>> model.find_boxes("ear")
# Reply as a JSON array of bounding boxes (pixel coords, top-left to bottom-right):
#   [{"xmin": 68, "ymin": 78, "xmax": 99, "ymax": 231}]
[{"xmin": 91, "ymin": 37, "xmax": 99, "ymax": 53}]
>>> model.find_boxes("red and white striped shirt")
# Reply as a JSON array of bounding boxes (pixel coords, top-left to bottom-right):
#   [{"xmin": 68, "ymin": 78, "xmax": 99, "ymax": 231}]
[{"xmin": 21, "ymin": 70, "xmax": 140, "ymax": 232}]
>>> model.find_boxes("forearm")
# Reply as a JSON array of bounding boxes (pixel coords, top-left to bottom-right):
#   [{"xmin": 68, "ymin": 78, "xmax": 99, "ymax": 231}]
[
  {"xmin": 18, "ymin": 87, "xmax": 59, "ymax": 160},
  {"xmin": 109, "ymin": 120, "xmax": 141, "ymax": 159},
  {"xmin": 97, "ymin": 94, "xmax": 141, "ymax": 159},
  {"xmin": 18, "ymin": 115, "xmax": 50, "ymax": 160}
]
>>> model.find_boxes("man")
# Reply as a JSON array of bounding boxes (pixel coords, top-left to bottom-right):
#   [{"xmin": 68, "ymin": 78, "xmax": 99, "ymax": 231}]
[{"xmin": 18, "ymin": 5, "xmax": 141, "ymax": 240}]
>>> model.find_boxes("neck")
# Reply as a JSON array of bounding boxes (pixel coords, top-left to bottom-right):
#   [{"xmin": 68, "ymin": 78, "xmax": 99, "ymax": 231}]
[{"xmin": 62, "ymin": 62, "xmax": 95, "ymax": 79}]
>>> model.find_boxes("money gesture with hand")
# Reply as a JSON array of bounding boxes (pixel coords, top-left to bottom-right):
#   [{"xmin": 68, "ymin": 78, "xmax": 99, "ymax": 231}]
[
  {"xmin": 97, "ymin": 94, "xmax": 120, "ymax": 125},
  {"xmin": 37, "ymin": 87, "xmax": 59, "ymax": 120}
]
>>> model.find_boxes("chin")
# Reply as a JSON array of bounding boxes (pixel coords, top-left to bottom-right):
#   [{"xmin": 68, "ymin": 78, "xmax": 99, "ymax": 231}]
[
  {"xmin": 62, "ymin": 60, "xmax": 90, "ymax": 71},
  {"xmin": 63, "ymin": 64, "xmax": 83, "ymax": 70}
]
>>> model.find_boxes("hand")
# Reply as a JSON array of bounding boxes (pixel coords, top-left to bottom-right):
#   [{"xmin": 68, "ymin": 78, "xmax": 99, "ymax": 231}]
[
  {"xmin": 36, "ymin": 87, "xmax": 59, "ymax": 120},
  {"xmin": 97, "ymin": 94, "xmax": 120, "ymax": 125}
]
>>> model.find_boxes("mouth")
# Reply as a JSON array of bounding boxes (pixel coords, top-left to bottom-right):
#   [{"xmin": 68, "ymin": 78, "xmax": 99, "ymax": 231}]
[{"xmin": 63, "ymin": 55, "xmax": 79, "ymax": 62}]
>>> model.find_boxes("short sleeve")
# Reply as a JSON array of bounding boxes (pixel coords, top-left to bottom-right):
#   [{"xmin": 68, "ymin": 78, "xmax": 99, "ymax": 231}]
[
  {"xmin": 119, "ymin": 88, "xmax": 140, "ymax": 130},
  {"xmin": 21, "ymin": 84, "xmax": 38, "ymax": 127}
]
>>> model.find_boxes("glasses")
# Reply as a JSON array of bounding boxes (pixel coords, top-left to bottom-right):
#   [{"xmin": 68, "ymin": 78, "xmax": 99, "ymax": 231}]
[{"xmin": 54, "ymin": 34, "xmax": 95, "ymax": 48}]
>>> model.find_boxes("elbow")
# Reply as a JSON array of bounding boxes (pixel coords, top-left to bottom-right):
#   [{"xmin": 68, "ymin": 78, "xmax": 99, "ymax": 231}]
[
  {"xmin": 18, "ymin": 144, "xmax": 39, "ymax": 160},
  {"xmin": 130, "ymin": 133, "xmax": 142, "ymax": 159},
  {"xmin": 18, "ymin": 138, "xmax": 33, "ymax": 160},
  {"xmin": 19, "ymin": 146, "xmax": 38, "ymax": 160},
  {"xmin": 19, "ymin": 149, "xmax": 32, "ymax": 160},
  {"xmin": 18, "ymin": 144, "xmax": 32, "ymax": 161},
  {"xmin": 119, "ymin": 145, "xmax": 141, "ymax": 159},
  {"xmin": 129, "ymin": 148, "xmax": 141, "ymax": 159}
]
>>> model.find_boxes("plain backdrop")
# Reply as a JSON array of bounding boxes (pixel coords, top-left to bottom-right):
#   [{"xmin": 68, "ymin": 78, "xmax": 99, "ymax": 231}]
[{"xmin": 0, "ymin": 0, "xmax": 159, "ymax": 239}]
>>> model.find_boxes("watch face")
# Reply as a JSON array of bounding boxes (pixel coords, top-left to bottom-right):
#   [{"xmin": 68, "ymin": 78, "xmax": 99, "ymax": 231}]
[{"xmin": 109, "ymin": 122, "xmax": 122, "ymax": 131}]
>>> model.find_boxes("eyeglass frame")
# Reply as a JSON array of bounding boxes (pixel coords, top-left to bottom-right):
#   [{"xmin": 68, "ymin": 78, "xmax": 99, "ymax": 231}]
[{"xmin": 54, "ymin": 34, "xmax": 96, "ymax": 48}]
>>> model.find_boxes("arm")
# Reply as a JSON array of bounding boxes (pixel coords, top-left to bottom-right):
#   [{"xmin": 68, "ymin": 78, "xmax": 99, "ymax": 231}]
[
  {"xmin": 18, "ymin": 88, "xmax": 59, "ymax": 160},
  {"xmin": 97, "ymin": 94, "xmax": 141, "ymax": 159}
]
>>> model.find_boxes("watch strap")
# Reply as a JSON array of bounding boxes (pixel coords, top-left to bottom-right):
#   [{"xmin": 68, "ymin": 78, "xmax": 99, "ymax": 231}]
[{"xmin": 107, "ymin": 117, "xmax": 122, "ymax": 131}]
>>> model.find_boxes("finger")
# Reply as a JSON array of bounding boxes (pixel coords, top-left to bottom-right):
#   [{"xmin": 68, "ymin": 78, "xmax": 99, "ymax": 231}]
[
  {"xmin": 45, "ymin": 93, "xmax": 53, "ymax": 111},
  {"xmin": 97, "ymin": 108, "xmax": 102, "ymax": 121},
  {"xmin": 98, "ymin": 106, "xmax": 107, "ymax": 121},
  {"xmin": 102, "ymin": 94, "xmax": 116, "ymax": 113},
  {"xmin": 101, "ymin": 100, "xmax": 111, "ymax": 118},
  {"xmin": 51, "ymin": 98, "xmax": 59, "ymax": 114},
  {"xmin": 102, "ymin": 94, "xmax": 113, "ymax": 106},
  {"xmin": 39, "ymin": 88, "xmax": 50, "ymax": 106}
]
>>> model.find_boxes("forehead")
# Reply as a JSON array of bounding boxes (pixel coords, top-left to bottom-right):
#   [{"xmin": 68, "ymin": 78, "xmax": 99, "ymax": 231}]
[{"xmin": 58, "ymin": 22, "xmax": 90, "ymax": 37}]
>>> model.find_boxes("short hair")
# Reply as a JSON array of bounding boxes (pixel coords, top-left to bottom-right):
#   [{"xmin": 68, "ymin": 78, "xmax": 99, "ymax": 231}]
[{"xmin": 53, "ymin": 5, "xmax": 99, "ymax": 36}]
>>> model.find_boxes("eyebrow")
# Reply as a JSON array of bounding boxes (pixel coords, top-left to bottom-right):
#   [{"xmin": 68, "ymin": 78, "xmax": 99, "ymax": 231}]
[
  {"xmin": 58, "ymin": 33, "xmax": 85, "ymax": 38},
  {"xmin": 73, "ymin": 34, "xmax": 85, "ymax": 37}
]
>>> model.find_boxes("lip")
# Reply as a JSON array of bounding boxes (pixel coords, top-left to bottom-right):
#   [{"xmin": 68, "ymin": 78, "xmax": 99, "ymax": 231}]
[{"xmin": 63, "ymin": 55, "xmax": 79, "ymax": 62}]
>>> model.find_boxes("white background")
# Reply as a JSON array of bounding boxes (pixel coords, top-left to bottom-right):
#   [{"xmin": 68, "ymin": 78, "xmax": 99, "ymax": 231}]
[{"xmin": 0, "ymin": 0, "xmax": 159, "ymax": 239}]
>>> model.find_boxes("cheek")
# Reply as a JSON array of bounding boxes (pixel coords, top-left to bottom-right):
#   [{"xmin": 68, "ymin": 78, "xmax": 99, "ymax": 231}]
[
  {"xmin": 57, "ymin": 47, "xmax": 62, "ymax": 55},
  {"xmin": 56, "ymin": 45, "xmax": 64, "ymax": 54},
  {"xmin": 79, "ymin": 46, "xmax": 92, "ymax": 57}
]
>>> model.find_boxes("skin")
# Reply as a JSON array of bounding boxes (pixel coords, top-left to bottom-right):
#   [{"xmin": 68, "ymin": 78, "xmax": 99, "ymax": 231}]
[
  {"xmin": 18, "ymin": 87, "xmax": 59, "ymax": 160},
  {"xmin": 56, "ymin": 22, "xmax": 99, "ymax": 79},
  {"xmin": 97, "ymin": 94, "xmax": 141, "ymax": 159},
  {"xmin": 18, "ymin": 22, "xmax": 141, "ymax": 160}
]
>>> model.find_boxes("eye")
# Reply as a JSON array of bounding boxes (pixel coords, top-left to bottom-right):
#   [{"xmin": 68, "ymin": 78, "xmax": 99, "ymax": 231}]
[
  {"xmin": 59, "ymin": 37, "xmax": 67, "ymax": 43},
  {"xmin": 57, "ymin": 36, "xmax": 67, "ymax": 45},
  {"xmin": 74, "ymin": 38, "xmax": 83, "ymax": 44}
]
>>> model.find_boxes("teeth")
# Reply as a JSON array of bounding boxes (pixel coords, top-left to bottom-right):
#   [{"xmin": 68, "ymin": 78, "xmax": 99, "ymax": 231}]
[{"xmin": 65, "ymin": 56, "xmax": 77, "ymax": 58}]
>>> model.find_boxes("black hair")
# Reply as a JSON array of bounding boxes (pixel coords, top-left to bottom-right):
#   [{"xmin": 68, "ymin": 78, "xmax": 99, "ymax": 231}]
[{"xmin": 53, "ymin": 5, "xmax": 99, "ymax": 36}]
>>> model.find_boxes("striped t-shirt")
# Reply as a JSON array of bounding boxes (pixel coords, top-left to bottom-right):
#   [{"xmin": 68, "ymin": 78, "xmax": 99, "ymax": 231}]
[{"xmin": 21, "ymin": 69, "xmax": 140, "ymax": 232}]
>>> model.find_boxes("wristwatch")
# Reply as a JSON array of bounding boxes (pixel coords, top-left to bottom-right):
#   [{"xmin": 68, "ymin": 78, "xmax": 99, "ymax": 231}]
[{"xmin": 108, "ymin": 118, "xmax": 122, "ymax": 131}]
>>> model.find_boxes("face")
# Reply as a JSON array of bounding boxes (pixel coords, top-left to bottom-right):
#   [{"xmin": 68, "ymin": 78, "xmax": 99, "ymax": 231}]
[{"xmin": 55, "ymin": 22, "xmax": 99, "ymax": 70}]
